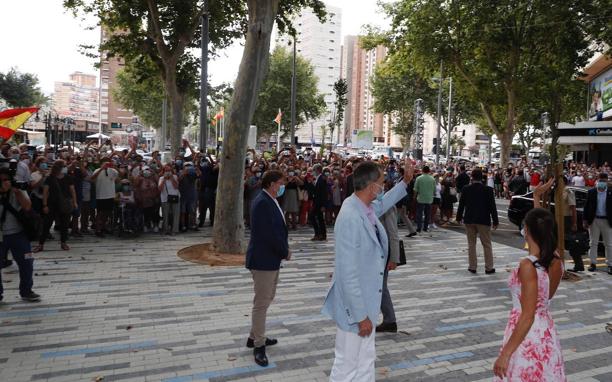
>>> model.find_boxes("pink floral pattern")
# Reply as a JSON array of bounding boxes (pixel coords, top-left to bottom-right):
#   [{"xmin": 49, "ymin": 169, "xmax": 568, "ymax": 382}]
[{"xmin": 493, "ymin": 256, "xmax": 566, "ymax": 381}]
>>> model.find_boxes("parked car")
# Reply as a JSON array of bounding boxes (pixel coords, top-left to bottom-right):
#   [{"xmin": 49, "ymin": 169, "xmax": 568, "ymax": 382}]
[{"xmin": 508, "ymin": 186, "xmax": 603, "ymax": 256}]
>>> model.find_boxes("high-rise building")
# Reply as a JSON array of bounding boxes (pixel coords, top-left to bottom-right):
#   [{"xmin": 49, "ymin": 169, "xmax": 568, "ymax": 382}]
[
  {"xmin": 100, "ymin": 28, "xmax": 137, "ymax": 131},
  {"xmin": 342, "ymin": 36, "xmax": 402, "ymax": 148},
  {"xmin": 53, "ymin": 72, "xmax": 99, "ymax": 122},
  {"xmin": 276, "ymin": 5, "xmax": 342, "ymax": 146}
]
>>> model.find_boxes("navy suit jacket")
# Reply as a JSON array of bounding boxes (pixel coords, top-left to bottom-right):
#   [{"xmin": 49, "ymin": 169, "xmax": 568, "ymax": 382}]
[
  {"xmin": 246, "ymin": 191, "xmax": 289, "ymax": 270},
  {"xmin": 584, "ymin": 187, "xmax": 612, "ymax": 226}
]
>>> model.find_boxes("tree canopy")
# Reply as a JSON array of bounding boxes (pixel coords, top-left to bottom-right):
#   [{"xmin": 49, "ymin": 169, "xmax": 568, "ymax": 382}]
[
  {"xmin": 252, "ymin": 46, "xmax": 325, "ymax": 138},
  {"xmin": 367, "ymin": 0, "xmax": 609, "ymax": 166},
  {"xmin": 0, "ymin": 68, "xmax": 47, "ymax": 108}
]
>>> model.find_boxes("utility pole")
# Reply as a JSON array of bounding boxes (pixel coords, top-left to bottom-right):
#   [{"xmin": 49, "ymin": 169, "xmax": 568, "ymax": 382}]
[
  {"xmin": 290, "ymin": 37, "xmax": 297, "ymax": 147},
  {"xmin": 199, "ymin": 3, "xmax": 209, "ymax": 153},
  {"xmin": 445, "ymin": 77, "xmax": 453, "ymax": 161},
  {"xmin": 435, "ymin": 61, "xmax": 443, "ymax": 166},
  {"xmin": 414, "ymin": 98, "xmax": 424, "ymax": 161}
]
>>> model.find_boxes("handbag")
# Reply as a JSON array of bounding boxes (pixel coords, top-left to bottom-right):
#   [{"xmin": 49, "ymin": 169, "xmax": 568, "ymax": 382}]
[
  {"xmin": 397, "ymin": 240, "xmax": 407, "ymax": 266},
  {"xmin": 2, "ymin": 198, "xmax": 43, "ymax": 241},
  {"xmin": 165, "ymin": 181, "xmax": 179, "ymax": 204}
]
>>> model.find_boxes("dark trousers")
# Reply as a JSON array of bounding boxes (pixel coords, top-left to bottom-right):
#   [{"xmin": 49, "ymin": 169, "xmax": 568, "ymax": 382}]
[
  {"xmin": 0, "ymin": 232, "xmax": 33, "ymax": 297},
  {"xmin": 415, "ymin": 203, "xmax": 431, "ymax": 232},
  {"xmin": 39, "ymin": 210, "xmax": 69, "ymax": 245},
  {"xmin": 80, "ymin": 201, "xmax": 93, "ymax": 231},
  {"xmin": 143, "ymin": 205, "xmax": 160, "ymax": 229},
  {"xmin": 380, "ymin": 266, "xmax": 396, "ymax": 324},
  {"xmin": 311, "ymin": 206, "xmax": 326, "ymax": 238},
  {"xmin": 199, "ymin": 188, "xmax": 216, "ymax": 226}
]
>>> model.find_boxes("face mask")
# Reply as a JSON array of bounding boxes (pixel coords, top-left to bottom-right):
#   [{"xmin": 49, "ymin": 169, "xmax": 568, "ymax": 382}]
[
  {"xmin": 40, "ymin": 163, "xmax": 48, "ymax": 171},
  {"xmin": 288, "ymin": 171, "xmax": 295, "ymax": 177},
  {"xmin": 165, "ymin": 171, "xmax": 172, "ymax": 178},
  {"xmin": 295, "ymin": 170, "xmax": 301, "ymax": 176},
  {"xmin": 22, "ymin": 159, "xmax": 30, "ymax": 165},
  {"xmin": 122, "ymin": 185, "xmax": 131, "ymax": 192},
  {"xmin": 323, "ymin": 172, "xmax": 330, "ymax": 177},
  {"xmin": 61, "ymin": 167, "xmax": 68, "ymax": 175},
  {"xmin": 87, "ymin": 158, "xmax": 93, "ymax": 163},
  {"xmin": 277, "ymin": 184, "xmax": 286, "ymax": 198},
  {"xmin": 143, "ymin": 170, "xmax": 152, "ymax": 178},
  {"xmin": 255, "ymin": 172, "xmax": 261, "ymax": 178},
  {"xmin": 11, "ymin": 154, "xmax": 19, "ymax": 160},
  {"xmin": 596, "ymin": 181, "xmax": 608, "ymax": 191},
  {"xmin": 520, "ymin": 227, "xmax": 525, "ymax": 238},
  {"xmin": 176, "ymin": 160, "xmax": 183, "ymax": 167},
  {"xmin": 375, "ymin": 183, "xmax": 384, "ymax": 202}
]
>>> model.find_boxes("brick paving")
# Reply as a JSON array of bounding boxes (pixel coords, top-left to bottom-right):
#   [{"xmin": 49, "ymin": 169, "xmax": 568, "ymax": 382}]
[{"xmin": 0, "ymin": 226, "xmax": 611, "ymax": 382}]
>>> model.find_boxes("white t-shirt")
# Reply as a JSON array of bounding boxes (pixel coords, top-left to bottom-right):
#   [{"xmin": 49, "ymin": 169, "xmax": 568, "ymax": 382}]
[
  {"xmin": 95, "ymin": 167, "xmax": 119, "ymax": 200},
  {"xmin": 159, "ymin": 175, "xmax": 179, "ymax": 203},
  {"xmin": 571, "ymin": 175, "xmax": 585, "ymax": 187},
  {"xmin": 487, "ymin": 175, "xmax": 495, "ymax": 188},
  {"xmin": 31, "ymin": 171, "xmax": 45, "ymax": 199}
]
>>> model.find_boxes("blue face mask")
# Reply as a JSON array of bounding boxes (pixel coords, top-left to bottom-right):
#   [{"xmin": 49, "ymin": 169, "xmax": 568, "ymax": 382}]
[
  {"xmin": 277, "ymin": 184, "xmax": 286, "ymax": 198},
  {"xmin": 596, "ymin": 181, "xmax": 608, "ymax": 191},
  {"xmin": 375, "ymin": 184, "xmax": 384, "ymax": 202},
  {"xmin": 40, "ymin": 163, "xmax": 48, "ymax": 171}
]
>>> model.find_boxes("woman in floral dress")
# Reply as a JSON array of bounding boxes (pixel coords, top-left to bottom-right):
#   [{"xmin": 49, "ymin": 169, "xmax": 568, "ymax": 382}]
[{"xmin": 493, "ymin": 207, "xmax": 565, "ymax": 381}]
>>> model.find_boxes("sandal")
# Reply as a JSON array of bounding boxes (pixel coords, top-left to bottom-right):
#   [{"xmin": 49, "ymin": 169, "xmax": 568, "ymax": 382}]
[
  {"xmin": 61, "ymin": 243, "xmax": 70, "ymax": 251},
  {"xmin": 32, "ymin": 245, "xmax": 44, "ymax": 253}
]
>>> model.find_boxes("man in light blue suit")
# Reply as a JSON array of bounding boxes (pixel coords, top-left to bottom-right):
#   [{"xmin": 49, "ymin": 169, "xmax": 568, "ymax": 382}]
[{"xmin": 322, "ymin": 159, "xmax": 414, "ymax": 381}]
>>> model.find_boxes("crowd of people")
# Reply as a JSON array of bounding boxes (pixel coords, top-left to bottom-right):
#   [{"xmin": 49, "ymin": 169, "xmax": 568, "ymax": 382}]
[{"xmin": 1, "ymin": 136, "xmax": 611, "ymax": 379}]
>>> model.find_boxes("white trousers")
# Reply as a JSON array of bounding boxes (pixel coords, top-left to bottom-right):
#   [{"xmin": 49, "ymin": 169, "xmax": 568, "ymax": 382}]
[
  {"xmin": 329, "ymin": 326, "xmax": 376, "ymax": 382},
  {"xmin": 589, "ymin": 218, "xmax": 612, "ymax": 266}
]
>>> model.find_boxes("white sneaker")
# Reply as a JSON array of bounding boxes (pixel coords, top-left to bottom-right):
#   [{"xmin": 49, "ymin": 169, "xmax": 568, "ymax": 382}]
[
  {"xmin": 153, "ymin": 226, "xmax": 159, "ymax": 233},
  {"xmin": 431, "ymin": 224, "xmax": 438, "ymax": 230}
]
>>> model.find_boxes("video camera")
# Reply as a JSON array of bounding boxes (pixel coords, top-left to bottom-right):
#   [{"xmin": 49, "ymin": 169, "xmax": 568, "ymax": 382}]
[{"xmin": 0, "ymin": 158, "xmax": 28, "ymax": 190}]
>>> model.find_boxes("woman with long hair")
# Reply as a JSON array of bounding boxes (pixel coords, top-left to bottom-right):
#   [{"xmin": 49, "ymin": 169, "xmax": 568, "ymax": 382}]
[{"xmin": 493, "ymin": 206, "xmax": 565, "ymax": 380}]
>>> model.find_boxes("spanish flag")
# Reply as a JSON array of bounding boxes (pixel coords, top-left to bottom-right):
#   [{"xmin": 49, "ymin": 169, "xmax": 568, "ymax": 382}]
[
  {"xmin": 0, "ymin": 107, "xmax": 40, "ymax": 140},
  {"xmin": 273, "ymin": 109, "xmax": 282, "ymax": 125},
  {"xmin": 214, "ymin": 107, "xmax": 224, "ymax": 121}
]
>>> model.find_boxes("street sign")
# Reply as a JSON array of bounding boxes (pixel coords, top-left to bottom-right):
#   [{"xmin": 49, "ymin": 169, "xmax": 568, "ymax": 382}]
[{"xmin": 142, "ymin": 132, "xmax": 155, "ymax": 139}]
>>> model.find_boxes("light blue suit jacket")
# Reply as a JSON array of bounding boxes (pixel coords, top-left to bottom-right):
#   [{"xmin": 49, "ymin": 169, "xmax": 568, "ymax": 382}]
[{"xmin": 321, "ymin": 181, "xmax": 408, "ymax": 333}]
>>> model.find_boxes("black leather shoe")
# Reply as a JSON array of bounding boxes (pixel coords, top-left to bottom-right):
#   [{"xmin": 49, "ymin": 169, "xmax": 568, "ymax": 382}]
[
  {"xmin": 376, "ymin": 322, "xmax": 397, "ymax": 333},
  {"xmin": 406, "ymin": 232, "xmax": 417, "ymax": 238},
  {"xmin": 246, "ymin": 337, "xmax": 277, "ymax": 348},
  {"xmin": 485, "ymin": 269, "xmax": 496, "ymax": 275},
  {"xmin": 588, "ymin": 264, "xmax": 597, "ymax": 272},
  {"xmin": 253, "ymin": 346, "xmax": 268, "ymax": 367},
  {"xmin": 568, "ymin": 266, "xmax": 585, "ymax": 272},
  {"xmin": 608, "ymin": 266, "xmax": 612, "ymax": 275},
  {"xmin": 468, "ymin": 269, "xmax": 477, "ymax": 274}
]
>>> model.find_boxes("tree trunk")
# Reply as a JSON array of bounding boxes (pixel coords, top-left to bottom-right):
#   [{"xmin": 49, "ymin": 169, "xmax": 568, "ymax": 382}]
[
  {"xmin": 165, "ymin": 69, "xmax": 185, "ymax": 156},
  {"xmin": 499, "ymin": 129, "xmax": 513, "ymax": 168},
  {"xmin": 211, "ymin": 0, "xmax": 280, "ymax": 254}
]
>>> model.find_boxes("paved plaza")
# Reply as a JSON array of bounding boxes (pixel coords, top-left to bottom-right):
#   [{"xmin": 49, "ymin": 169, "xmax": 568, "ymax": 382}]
[{"xmin": 0, "ymin": 226, "xmax": 611, "ymax": 382}]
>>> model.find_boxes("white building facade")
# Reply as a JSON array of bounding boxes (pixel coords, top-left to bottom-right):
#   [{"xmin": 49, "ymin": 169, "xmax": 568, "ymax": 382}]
[{"xmin": 276, "ymin": 5, "xmax": 342, "ymax": 146}]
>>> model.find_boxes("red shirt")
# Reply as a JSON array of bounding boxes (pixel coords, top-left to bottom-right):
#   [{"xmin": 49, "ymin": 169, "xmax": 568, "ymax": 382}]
[{"xmin": 530, "ymin": 172, "xmax": 541, "ymax": 186}]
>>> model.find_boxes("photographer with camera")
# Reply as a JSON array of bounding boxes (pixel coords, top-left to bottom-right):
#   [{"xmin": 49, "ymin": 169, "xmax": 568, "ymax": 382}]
[{"xmin": 0, "ymin": 167, "xmax": 40, "ymax": 302}]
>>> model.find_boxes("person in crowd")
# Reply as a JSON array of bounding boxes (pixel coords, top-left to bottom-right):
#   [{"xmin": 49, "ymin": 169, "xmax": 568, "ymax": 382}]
[
  {"xmin": 529, "ymin": 168, "xmax": 541, "ymax": 191},
  {"xmin": 377, "ymin": 179, "xmax": 401, "ymax": 333},
  {"xmin": 456, "ymin": 168, "xmax": 498, "ymax": 274},
  {"xmin": 493, "ymin": 208, "xmax": 565, "ymax": 381},
  {"xmin": 430, "ymin": 173, "xmax": 442, "ymax": 229},
  {"xmin": 455, "ymin": 165, "xmax": 470, "ymax": 195},
  {"xmin": 91, "ymin": 158, "xmax": 118, "ymax": 237},
  {"xmin": 159, "ymin": 164, "xmax": 180, "ymax": 235},
  {"xmin": 509, "ymin": 169, "xmax": 529, "ymax": 196},
  {"xmin": 245, "ymin": 170, "xmax": 289, "ymax": 367},
  {"xmin": 322, "ymin": 159, "xmax": 413, "ymax": 381},
  {"xmin": 198, "ymin": 155, "xmax": 218, "ymax": 227},
  {"xmin": 299, "ymin": 172, "xmax": 315, "ymax": 226},
  {"xmin": 571, "ymin": 170, "xmax": 586, "ymax": 187},
  {"xmin": 80, "ymin": 160, "xmax": 94, "ymax": 234},
  {"xmin": 34, "ymin": 160, "xmax": 76, "ymax": 252},
  {"xmin": 311, "ymin": 164, "xmax": 328, "ymax": 241},
  {"xmin": 117, "ymin": 178, "xmax": 137, "ymax": 233},
  {"xmin": 282, "ymin": 167, "xmax": 302, "ymax": 229},
  {"xmin": 413, "ymin": 165, "xmax": 435, "ymax": 233},
  {"xmin": 583, "ymin": 172, "xmax": 612, "ymax": 274},
  {"xmin": 135, "ymin": 166, "xmax": 160, "ymax": 233},
  {"xmin": 440, "ymin": 170, "xmax": 457, "ymax": 225},
  {"xmin": 29, "ymin": 157, "xmax": 48, "ymax": 214},
  {"xmin": 178, "ymin": 161, "xmax": 199, "ymax": 232},
  {"xmin": 0, "ymin": 167, "xmax": 40, "ymax": 302},
  {"xmin": 494, "ymin": 169, "xmax": 503, "ymax": 198}
]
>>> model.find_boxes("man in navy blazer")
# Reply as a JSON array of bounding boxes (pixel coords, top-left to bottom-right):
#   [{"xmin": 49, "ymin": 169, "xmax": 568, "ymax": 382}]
[
  {"xmin": 583, "ymin": 172, "xmax": 612, "ymax": 274},
  {"xmin": 322, "ymin": 159, "xmax": 414, "ymax": 381},
  {"xmin": 245, "ymin": 170, "xmax": 289, "ymax": 367}
]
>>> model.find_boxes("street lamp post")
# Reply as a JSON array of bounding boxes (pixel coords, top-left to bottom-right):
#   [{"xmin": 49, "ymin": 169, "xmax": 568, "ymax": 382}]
[
  {"xmin": 199, "ymin": 3, "xmax": 209, "ymax": 153},
  {"xmin": 414, "ymin": 98, "xmax": 424, "ymax": 161},
  {"xmin": 290, "ymin": 37, "xmax": 297, "ymax": 146},
  {"xmin": 445, "ymin": 77, "xmax": 453, "ymax": 162},
  {"xmin": 435, "ymin": 61, "xmax": 443, "ymax": 166}
]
